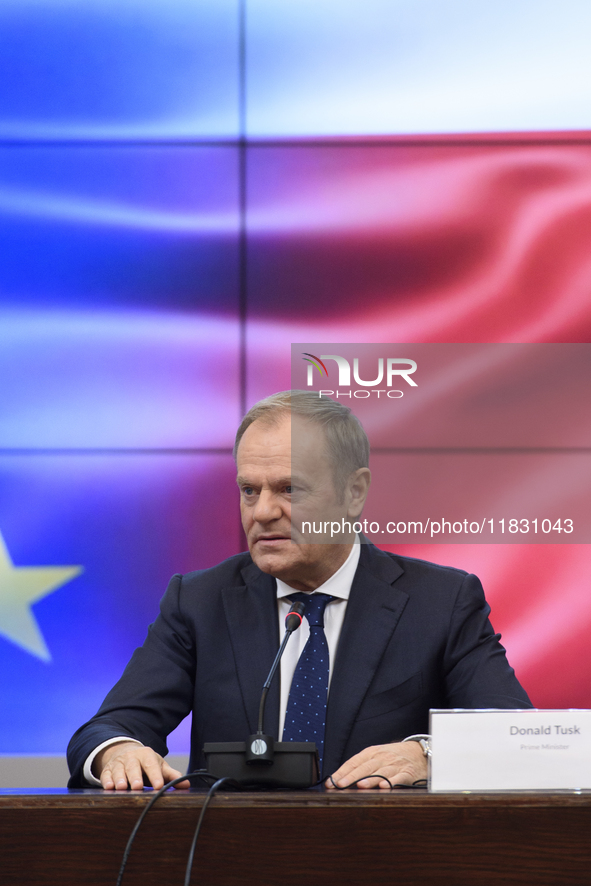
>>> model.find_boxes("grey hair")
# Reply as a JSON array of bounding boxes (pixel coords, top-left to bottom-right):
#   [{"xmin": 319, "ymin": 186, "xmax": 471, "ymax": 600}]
[{"xmin": 233, "ymin": 390, "xmax": 369, "ymax": 492}]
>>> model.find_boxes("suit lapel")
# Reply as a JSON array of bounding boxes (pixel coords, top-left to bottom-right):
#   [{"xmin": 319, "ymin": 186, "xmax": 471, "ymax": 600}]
[
  {"xmin": 222, "ymin": 562, "xmax": 280, "ymax": 737},
  {"xmin": 324, "ymin": 545, "xmax": 409, "ymax": 774}
]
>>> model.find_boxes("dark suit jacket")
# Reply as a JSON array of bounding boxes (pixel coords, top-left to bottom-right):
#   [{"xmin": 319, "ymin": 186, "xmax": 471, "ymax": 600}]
[{"xmin": 67, "ymin": 544, "xmax": 531, "ymax": 786}]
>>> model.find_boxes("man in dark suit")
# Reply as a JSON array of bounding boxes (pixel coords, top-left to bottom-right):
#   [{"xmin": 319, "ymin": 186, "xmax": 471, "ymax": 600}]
[{"xmin": 67, "ymin": 391, "xmax": 531, "ymax": 790}]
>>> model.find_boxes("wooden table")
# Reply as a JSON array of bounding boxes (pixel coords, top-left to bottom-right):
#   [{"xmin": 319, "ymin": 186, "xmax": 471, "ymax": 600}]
[{"xmin": 2, "ymin": 788, "xmax": 591, "ymax": 885}]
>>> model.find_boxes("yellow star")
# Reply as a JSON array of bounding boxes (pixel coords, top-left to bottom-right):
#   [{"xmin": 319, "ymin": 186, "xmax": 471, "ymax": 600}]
[{"xmin": 0, "ymin": 531, "xmax": 83, "ymax": 662}]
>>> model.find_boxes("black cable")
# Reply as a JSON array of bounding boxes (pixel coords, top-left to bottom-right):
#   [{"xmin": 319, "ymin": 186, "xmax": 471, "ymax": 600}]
[
  {"xmin": 328, "ymin": 773, "xmax": 393, "ymax": 790},
  {"xmin": 183, "ymin": 777, "xmax": 235, "ymax": 886},
  {"xmin": 327, "ymin": 774, "xmax": 428, "ymax": 790},
  {"xmin": 115, "ymin": 766, "xmax": 424, "ymax": 885},
  {"xmin": 115, "ymin": 769, "xmax": 212, "ymax": 886}
]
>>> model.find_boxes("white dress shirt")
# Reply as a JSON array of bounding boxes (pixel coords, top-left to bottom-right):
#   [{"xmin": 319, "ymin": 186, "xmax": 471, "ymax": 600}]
[{"xmin": 276, "ymin": 541, "xmax": 361, "ymax": 738}]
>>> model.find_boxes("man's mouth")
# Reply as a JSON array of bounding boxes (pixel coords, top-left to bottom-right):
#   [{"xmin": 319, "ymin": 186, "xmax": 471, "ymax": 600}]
[{"xmin": 255, "ymin": 534, "xmax": 291, "ymax": 545}]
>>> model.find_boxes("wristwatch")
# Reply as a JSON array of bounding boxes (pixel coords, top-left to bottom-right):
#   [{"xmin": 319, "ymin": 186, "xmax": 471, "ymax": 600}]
[{"xmin": 402, "ymin": 733, "xmax": 432, "ymax": 757}]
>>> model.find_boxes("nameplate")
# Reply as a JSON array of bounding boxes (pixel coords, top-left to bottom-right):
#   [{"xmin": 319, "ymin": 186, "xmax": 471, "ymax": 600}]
[{"xmin": 429, "ymin": 709, "xmax": 591, "ymax": 791}]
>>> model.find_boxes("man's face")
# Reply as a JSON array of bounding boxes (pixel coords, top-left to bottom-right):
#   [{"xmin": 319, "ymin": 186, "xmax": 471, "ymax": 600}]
[{"xmin": 236, "ymin": 414, "xmax": 357, "ymax": 591}]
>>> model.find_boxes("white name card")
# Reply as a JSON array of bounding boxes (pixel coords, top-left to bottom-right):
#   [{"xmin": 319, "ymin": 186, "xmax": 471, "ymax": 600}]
[{"xmin": 429, "ymin": 709, "xmax": 591, "ymax": 792}]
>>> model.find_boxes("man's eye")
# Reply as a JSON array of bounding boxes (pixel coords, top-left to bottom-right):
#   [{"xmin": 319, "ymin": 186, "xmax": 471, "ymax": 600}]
[
  {"xmin": 285, "ymin": 486, "xmax": 292, "ymax": 494},
  {"xmin": 242, "ymin": 486, "xmax": 255, "ymax": 496}
]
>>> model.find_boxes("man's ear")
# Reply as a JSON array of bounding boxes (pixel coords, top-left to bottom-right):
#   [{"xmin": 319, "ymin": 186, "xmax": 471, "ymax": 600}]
[{"xmin": 345, "ymin": 468, "xmax": 371, "ymax": 518}]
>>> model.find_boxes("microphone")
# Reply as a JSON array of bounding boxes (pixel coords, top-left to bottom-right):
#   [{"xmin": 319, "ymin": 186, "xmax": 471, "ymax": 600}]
[
  {"xmin": 255, "ymin": 600, "xmax": 305, "ymax": 738},
  {"xmin": 203, "ymin": 598, "xmax": 320, "ymax": 787},
  {"xmin": 285, "ymin": 600, "xmax": 305, "ymax": 633}
]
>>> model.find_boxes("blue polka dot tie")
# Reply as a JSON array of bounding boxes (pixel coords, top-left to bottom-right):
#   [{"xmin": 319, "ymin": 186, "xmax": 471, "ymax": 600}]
[{"xmin": 282, "ymin": 592, "xmax": 335, "ymax": 773}]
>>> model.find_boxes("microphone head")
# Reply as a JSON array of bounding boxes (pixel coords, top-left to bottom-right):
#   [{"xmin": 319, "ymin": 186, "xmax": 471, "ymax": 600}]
[{"xmin": 285, "ymin": 600, "xmax": 305, "ymax": 632}]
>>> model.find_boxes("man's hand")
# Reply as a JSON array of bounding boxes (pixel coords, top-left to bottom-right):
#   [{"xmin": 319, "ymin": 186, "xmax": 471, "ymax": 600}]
[
  {"xmin": 94, "ymin": 741, "xmax": 191, "ymax": 791},
  {"xmin": 326, "ymin": 741, "xmax": 427, "ymax": 790}
]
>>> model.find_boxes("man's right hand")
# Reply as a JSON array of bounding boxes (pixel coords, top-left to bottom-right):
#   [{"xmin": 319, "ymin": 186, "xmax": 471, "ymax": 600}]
[{"xmin": 94, "ymin": 741, "xmax": 191, "ymax": 791}]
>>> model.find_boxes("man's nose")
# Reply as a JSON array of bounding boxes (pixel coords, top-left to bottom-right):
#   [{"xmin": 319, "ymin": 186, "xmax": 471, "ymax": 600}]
[{"xmin": 252, "ymin": 489, "xmax": 282, "ymax": 523}]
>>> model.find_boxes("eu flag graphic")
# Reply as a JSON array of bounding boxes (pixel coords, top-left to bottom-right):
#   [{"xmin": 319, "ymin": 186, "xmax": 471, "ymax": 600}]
[
  {"xmin": 0, "ymin": 454, "xmax": 240, "ymax": 755},
  {"xmin": 0, "ymin": 531, "xmax": 82, "ymax": 661}
]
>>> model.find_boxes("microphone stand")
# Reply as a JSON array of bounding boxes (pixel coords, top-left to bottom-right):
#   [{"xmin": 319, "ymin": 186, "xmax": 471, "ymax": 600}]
[{"xmin": 204, "ymin": 601, "xmax": 320, "ymax": 788}]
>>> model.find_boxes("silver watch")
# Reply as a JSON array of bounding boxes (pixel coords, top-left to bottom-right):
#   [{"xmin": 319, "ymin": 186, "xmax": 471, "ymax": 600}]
[{"xmin": 402, "ymin": 733, "xmax": 432, "ymax": 757}]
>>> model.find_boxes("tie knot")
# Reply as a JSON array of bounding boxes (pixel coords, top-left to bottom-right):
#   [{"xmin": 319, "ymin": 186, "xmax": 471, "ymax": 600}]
[{"xmin": 289, "ymin": 592, "xmax": 335, "ymax": 628}]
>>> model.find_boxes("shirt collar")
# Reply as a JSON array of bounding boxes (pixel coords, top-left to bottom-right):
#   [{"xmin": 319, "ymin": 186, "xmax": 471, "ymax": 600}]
[{"xmin": 275, "ymin": 538, "xmax": 361, "ymax": 602}]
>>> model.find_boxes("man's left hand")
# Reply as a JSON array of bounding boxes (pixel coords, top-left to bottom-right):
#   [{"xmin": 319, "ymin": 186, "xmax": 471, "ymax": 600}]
[{"xmin": 326, "ymin": 741, "xmax": 427, "ymax": 790}]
